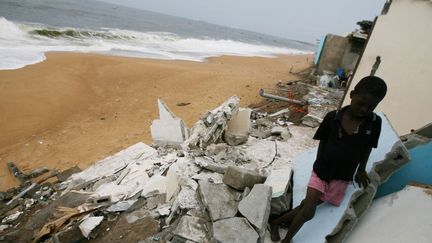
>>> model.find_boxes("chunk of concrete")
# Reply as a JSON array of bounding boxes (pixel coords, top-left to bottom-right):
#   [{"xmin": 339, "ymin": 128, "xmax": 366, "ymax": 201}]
[
  {"xmin": 223, "ymin": 166, "xmax": 266, "ymax": 190},
  {"xmin": 139, "ymin": 175, "xmax": 164, "ymax": 196},
  {"xmin": 173, "ymin": 216, "xmax": 209, "ymax": 243},
  {"xmin": 64, "ymin": 142, "xmax": 156, "ymax": 192},
  {"xmin": 264, "ymin": 167, "xmax": 293, "ymax": 215},
  {"xmin": 212, "ymin": 217, "xmax": 259, "ymax": 243},
  {"xmin": 106, "ymin": 200, "xmax": 137, "ymax": 212},
  {"xmin": 198, "ymin": 181, "xmax": 239, "ymax": 221},
  {"xmin": 79, "ymin": 216, "xmax": 104, "ymax": 238},
  {"xmin": 301, "ymin": 105, "xmax": 326, "ymax": 128},
  {"xmin": 194, "ymin": 157, "xmax": 228, "ymax": 174},
  {"xmin": 238, "ymin": 184, "xmax": 272, "ymax": 243},
  {"xmin": 345, "ymin": 185, "xmax": 432, "ymax": 243},
  {"xmin": 223, "ymin": 108, "xmax": 251, "ymax": 146},
  {"xmin": 56, "ymin": 166, "xmax": 81, "ymax": 182},
  {"xmin": 182, "ymin": 96, "xmax": 240, "ymax": 151},
  {"xmin": 151, "ymin": 98, "xmax": 189, "ymax": 148},
  {"xmin": 271, "ymin": 126, "xmax": 292, "ymax": 140}
]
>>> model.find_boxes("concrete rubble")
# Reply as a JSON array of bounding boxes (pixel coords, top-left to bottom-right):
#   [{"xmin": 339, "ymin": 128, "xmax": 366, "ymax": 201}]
[
  {"xmin": 0, "ymin": 82, "xmax": 357, "ymax": 242},
  {"xmin": 79, "ymin": 216, "xmax": 104, "ymax": 238}
]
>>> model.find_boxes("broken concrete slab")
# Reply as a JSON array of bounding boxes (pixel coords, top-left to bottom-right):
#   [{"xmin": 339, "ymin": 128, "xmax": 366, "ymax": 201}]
[
  {"xmin": 224, "ymin": 108, "xmax": 252, "ymax": 146},
  {"xmin": 106, "ymin": 199, "xmax": 137, "ymax": 212},
  {"xmin": 291, "ymin": 113, "xmax": 410, "ymax": 243},
  {"xmin": 151, "ymin": 98, "xmax": 189, "ymax": 148},
  {"xmin": 172, "ymin": 187, "xmax": 200, "ymax": 210},
  {"xmin": 401, "ymin": 133, "xmax": 430, "ymax": 149},
  {"xmin": 79, "ymin": 216, "xmax": 104, "ymax": 238},
  {"xmin": 63, "ymin": 142, "xmax": 157, "ymax": 192},
  {"xmin": 146, "ymin": 193, "xmax": 166, "ymax": 210},
  {"xmin": 198, "ymin": 181, "xmax": 239, "ymax": 221},
  {"xmin": 192, "ymin": 171, "xmax": 224, "ymax": 184},
  {"xmin": 182, "ymin": 96, "xmax": 240, "ymax": 151},
  {"xmin": 346, "ymin": 185, "xmax": 432, "ymax": 243},
  {"xmin": 212, "ymin": 217, "xmax": 259, "ymax": 243},
  {"xmin": 375, "ymin": 140, "xmax": 432, "ymax": 199},
  {"xmin": 194, "ymin": 157, "xmax": 228, "ymax": 174},
  {"xmin": 238, "ymin": 184, "xmax": 272, "ymax": 243},
  {"xmin": 140, "ymin": 175, "xmax": 170, "ymax": 199},
  {"xmin": 264, "ymin": 167, "xmax": 293, "ymax": 215},
  {"xmin": 56, "ymin": 166, "xmax": 81, "ymax": 182},
  {"xmin": 251, "ymin": 118, "xmax": 273, "ymax": 139},
  {"xmin": 222, "ymin": 166, "xmax": 266, "ymax": 191},
  {"xmin": 94, "ymin": 182, "xmax": 136, "ymax": 202},
  {"xmin": 237, "ymin": 137, "xmax": 277, "ymax": 168},
  {"xmin": 173, "ymin": 216, "xmax": 209, "ymax": 243},
  {"xmin": 125, "ymin": 209, "xmax": 152, "ymax": 224},
  {"xmin": 270, "ymin": 126, "xmax": 292, "ymax": 140}
]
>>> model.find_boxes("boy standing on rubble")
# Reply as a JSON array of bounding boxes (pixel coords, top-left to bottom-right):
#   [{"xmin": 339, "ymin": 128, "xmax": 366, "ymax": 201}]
[{"xmin": 270, "ymin": 76, "xmax": 387, "ymax": 243}]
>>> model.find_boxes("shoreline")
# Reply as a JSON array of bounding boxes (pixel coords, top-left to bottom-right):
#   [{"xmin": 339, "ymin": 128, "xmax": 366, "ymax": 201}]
[{"xmin": 0, "ymin": 52, "xmax": 313, "ymax": 190}]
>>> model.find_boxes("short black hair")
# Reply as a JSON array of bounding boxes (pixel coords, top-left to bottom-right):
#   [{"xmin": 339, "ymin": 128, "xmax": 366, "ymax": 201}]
[{"xmin": 353, "ymin": 76, "xmax": 387, "ymax": 101}]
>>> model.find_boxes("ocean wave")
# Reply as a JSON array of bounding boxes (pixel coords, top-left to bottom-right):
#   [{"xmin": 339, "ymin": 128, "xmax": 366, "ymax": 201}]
[{"xmin": 0, "ymin": 17, "xmax": 311, "ymax": 70}]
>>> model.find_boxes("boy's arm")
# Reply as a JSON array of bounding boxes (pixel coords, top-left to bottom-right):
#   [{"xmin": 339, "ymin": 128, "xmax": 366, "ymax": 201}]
[{"xmin": 354, "ymin": 147, "xmax": 372, "ymax": 188}]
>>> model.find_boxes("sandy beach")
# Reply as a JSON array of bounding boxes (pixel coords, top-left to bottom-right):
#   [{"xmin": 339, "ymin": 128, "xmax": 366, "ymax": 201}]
[{"xmin": 0, "ymin": 53, "xmax": 312, "ymax": 190}]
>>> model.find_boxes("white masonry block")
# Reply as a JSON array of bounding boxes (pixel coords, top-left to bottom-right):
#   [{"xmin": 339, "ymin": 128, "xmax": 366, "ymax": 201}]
[{"xmin": 151, "ymin": 98, "xmax": 189, "ymax": 147}]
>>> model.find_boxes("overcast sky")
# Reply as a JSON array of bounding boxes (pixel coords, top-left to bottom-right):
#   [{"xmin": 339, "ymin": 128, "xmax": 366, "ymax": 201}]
[{"xmin": 98, "ymin": 0, "xmax": 386, "ymax": 43}]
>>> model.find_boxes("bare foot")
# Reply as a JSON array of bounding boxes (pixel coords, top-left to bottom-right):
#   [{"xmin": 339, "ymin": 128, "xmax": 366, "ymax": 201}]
[{"xmin": 270, "ymin": 221, "xmax": 281, "ymax": 242}]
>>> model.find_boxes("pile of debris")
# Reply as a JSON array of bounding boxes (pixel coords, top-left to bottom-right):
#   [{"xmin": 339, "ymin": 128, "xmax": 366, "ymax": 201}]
[{"xmin": 0, "ymin": 81, "xmax": 343, "ymax": 242}]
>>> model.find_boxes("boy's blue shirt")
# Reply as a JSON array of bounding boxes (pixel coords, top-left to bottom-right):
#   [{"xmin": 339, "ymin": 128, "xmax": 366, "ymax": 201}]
[{"xmin": 312, "ymin": 106, "xmax": 382, "ymax": 182}]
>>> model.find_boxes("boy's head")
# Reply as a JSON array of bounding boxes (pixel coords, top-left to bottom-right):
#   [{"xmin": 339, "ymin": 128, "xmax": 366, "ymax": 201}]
[{"xmin": 349, "ymin": 76, "xmax": 387, "ymax": 118}]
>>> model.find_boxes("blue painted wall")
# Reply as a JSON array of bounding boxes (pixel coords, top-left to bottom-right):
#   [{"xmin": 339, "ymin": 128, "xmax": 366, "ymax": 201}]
[
  {"xmin": 314, "ymin": 36, "xmax": 326, "ymax": 65},
  {"xmin": 375, "ymin": 141, "xmax": 432, "ymax": 199}
]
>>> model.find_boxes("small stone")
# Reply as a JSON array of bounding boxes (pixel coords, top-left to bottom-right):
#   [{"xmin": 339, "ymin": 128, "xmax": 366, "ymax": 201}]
[
  {"xmin": 0, "ymin": 225, "xmax": 10, "ymax": 232},
  {"xmin": 1, "ymin": 211, "xmax": 23, "ymax": 224}
]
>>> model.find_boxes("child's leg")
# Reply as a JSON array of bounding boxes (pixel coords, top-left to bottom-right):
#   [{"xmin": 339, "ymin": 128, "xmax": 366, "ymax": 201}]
[
  {"xmin": 270, "ymin": 187, "xmax": 322, "ymax": 242},
  {"xmin": 269, "ymin": 203, "xmax": 304, "ymax": 241},
  {"xmin": 281, "ymin": 187, "xmax": 322, "ymax": 242}
]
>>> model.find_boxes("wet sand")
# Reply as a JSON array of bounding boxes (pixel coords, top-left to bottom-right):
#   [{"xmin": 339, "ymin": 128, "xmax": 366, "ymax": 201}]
[{"xmin": 0, "ymin": 52, "xmax": 313, "ymax": 190}]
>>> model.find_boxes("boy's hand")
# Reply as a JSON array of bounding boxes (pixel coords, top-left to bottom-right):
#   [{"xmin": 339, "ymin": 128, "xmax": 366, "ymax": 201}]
[{"xmin": 355, "ymin": 170, "xmax": 370, "ymax": 188}]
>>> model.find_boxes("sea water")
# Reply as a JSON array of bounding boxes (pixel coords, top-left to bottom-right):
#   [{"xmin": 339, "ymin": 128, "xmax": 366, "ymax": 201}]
[{"xmin": 0, "ymin": 0, "xmax": 315, "ymax": 70}]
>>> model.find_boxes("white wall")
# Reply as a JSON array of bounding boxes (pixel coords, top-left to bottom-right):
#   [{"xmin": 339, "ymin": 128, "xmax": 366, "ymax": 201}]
[{"xmin": 342, "ymin": 0, "xmax": 432, "ymax": 135}]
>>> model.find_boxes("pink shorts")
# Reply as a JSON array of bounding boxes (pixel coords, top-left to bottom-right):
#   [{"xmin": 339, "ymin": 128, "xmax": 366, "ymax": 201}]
[{"xmin": 308, "ymin": 171, "xmax": 350, "ymax": 206}]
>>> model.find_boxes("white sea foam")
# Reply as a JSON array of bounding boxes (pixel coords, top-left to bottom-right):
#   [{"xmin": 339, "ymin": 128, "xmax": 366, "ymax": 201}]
[{"xmin": 0, "ymin": 17, "xmax": 311, "ymax": 70}]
